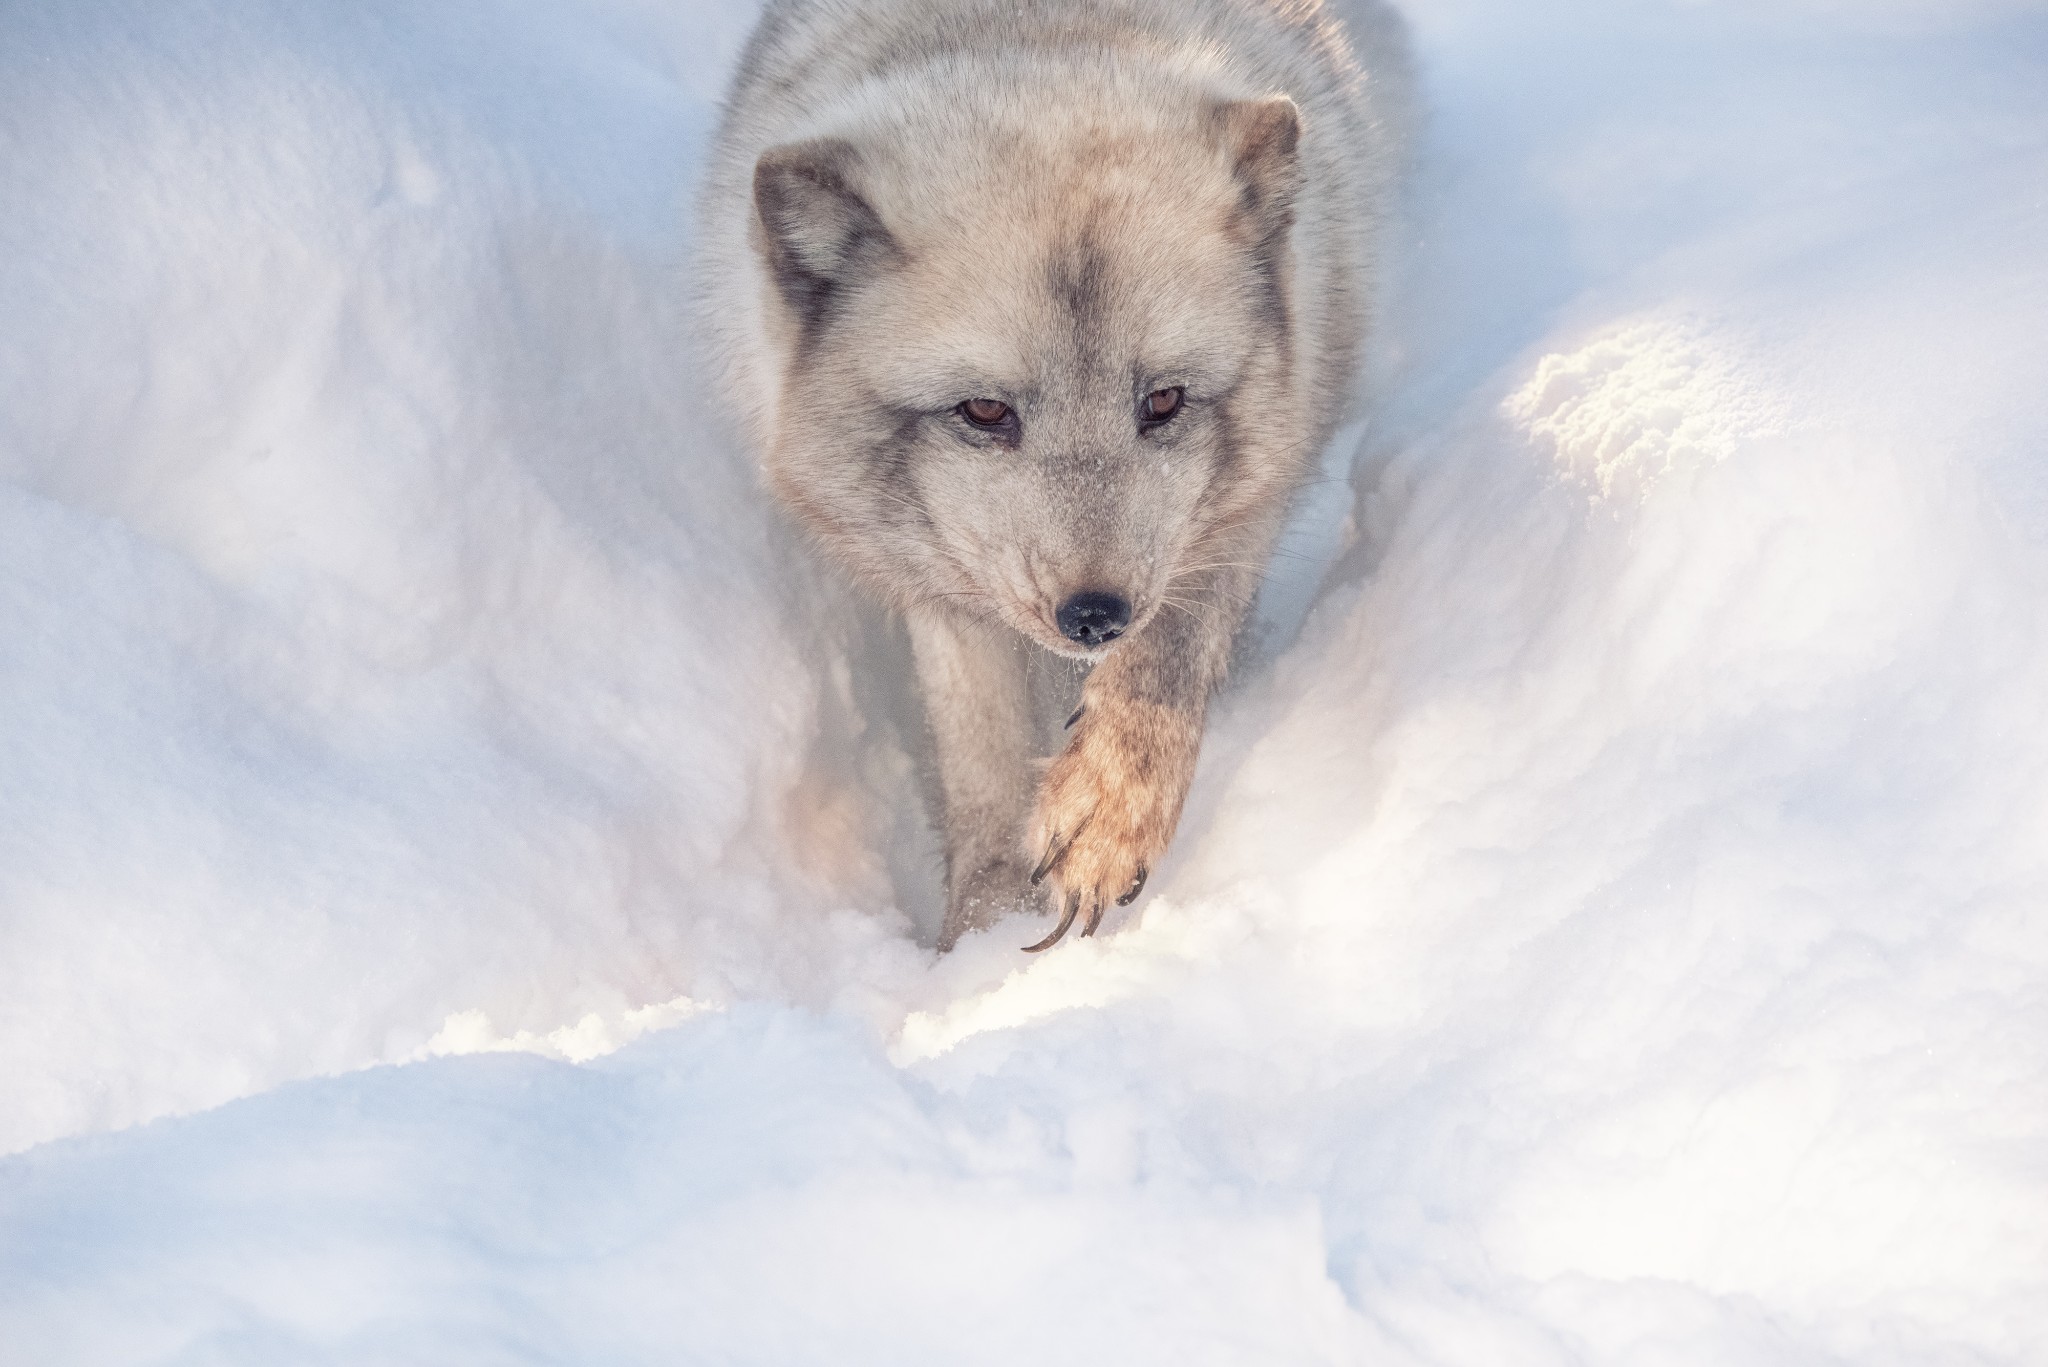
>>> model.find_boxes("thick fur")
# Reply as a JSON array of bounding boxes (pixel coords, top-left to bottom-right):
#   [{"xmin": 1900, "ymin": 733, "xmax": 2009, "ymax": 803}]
[{"xmin": 698, "ymin": 0, "xmax": 1411, "ymax": 949}]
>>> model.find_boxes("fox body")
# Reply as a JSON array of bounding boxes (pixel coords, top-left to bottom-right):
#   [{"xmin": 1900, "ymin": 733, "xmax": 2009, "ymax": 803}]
[{"xmin": 698, "ymin": 0, "xmax": 1410, "ymax": 948}]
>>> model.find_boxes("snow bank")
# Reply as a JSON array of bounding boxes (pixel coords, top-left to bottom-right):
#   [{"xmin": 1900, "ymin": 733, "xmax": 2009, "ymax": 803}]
[
  {"xmin": 0, "ymin": 0, "xmax": 946, "ymax": 1156},
  {"xmin": 4, "ymin": 0, "xmax": 2046, "ymax": 1362}
]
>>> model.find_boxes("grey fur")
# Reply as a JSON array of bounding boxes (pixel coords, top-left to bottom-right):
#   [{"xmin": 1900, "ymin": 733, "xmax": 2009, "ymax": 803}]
[{"xmin": 697, "ymin": 0, "xmax": 1411, "ymax": 948}]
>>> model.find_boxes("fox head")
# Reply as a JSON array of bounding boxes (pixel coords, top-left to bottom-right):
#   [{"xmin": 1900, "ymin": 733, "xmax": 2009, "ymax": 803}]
[{"xmin": 748, "ymin": 80, "xmax": 1312, "ymax": 658}]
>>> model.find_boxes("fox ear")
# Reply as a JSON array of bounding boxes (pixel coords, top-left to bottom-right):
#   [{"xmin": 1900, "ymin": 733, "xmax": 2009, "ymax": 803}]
[
  {"xmin": 1211, "ymin": 95, "xmax": 1303, "ymax": 242},
  {"xmin": 752, "ymin": 138, "xmax": 901, "ymax": 322}
]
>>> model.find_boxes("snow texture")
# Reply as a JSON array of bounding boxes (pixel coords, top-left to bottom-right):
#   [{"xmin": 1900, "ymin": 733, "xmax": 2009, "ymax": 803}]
[{"xmin": 3, "ymin": 0, "xmax": 2046, "ymax": 1361}]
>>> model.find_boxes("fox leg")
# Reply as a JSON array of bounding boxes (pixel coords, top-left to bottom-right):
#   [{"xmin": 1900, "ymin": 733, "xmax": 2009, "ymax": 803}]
[
  {"xmin": 1025, "ymin": 559, "xmax": 1262, "ymax": 949},
  {"xmin": 907, "ymin": 606, "xmax": 1043, "ymax": 950}
]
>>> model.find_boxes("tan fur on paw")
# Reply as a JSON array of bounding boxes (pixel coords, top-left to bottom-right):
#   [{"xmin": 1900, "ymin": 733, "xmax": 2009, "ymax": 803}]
[{"xmin": 1023, "ymin": 693, "xmax": 1201, "ymax": 950}]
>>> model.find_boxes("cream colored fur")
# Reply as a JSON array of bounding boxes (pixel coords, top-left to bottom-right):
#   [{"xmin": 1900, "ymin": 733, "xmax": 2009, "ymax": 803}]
[{"xmin": 697, "ymin": 0, "xmax": 1411, "ymax": 949}]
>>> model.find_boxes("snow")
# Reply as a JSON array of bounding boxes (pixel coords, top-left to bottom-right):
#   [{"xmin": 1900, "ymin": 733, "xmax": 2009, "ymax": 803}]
[{"xmin": 3, "ymin": 0, "xmax": 2045, "ymax": 1362}]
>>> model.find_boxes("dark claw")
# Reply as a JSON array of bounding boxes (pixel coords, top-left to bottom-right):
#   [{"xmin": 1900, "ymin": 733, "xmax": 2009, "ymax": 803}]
[
  {"xmin": 1081, "ymin": 894, "xmax": 1105, "ymax": 937},
  {"xmin": 1065, "ymin": 706, "xmax": 1085, "ymax": 730},
  {"xmin": 1022, "ymin": 889, "xmax": 1081, "ymax": 953},
  {"xmin": 1027, "ymin": 813, "xmax": 1091, "ymax": 886},
  {"xmin": 1116, "ymin": 865, "xmax": 1148, "ymax": 907},
  {"xmin": 1028, "ymin": 834, "xmax": 1066, "ymax": 886}
]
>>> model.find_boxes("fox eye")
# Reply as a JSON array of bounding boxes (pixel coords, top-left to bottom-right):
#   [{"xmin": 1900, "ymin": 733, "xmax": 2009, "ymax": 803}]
[
  {"xmin": 960, "ymin": 398, "xmax": 1013, "ymax": 427},
  {"xmin": 1140, "ymin": 387, "xmax": 1184, "ymax": 424}
]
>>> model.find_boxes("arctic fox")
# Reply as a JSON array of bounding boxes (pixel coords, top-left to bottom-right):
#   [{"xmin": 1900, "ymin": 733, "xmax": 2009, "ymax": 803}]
[{"xmin": 698, "ymin": 0, "xmax": 1410, "ymax": 950}]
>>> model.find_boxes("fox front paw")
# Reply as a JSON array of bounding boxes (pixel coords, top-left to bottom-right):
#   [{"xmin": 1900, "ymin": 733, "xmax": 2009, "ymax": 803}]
[{"xmin": 1023, "ymin": 699, "xmax": 1199, "ymax": 951}]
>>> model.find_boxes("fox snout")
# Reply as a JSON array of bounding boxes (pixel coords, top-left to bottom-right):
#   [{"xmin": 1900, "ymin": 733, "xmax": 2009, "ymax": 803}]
[{"xmin": 1055, "ymin": 590, "xmax": 1132, "ymax": 648}]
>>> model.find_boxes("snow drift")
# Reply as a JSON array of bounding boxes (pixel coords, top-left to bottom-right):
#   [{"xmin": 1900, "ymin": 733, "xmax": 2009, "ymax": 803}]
[{"xmin": 3, "ymin": 0, "xmax": 2046, "ymax": 1362}]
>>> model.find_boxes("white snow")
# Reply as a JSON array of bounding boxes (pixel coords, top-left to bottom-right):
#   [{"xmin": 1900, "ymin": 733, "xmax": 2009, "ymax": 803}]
[{"xmin": 3, "ymin": 0, "xmax": 2046, "ymax": 1362}]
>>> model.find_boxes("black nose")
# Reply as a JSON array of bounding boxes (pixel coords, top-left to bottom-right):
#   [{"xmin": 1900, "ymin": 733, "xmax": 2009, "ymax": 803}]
[{"xmin": 1056, "ymin": 591, "xmax": 1131, "ymax": 647}]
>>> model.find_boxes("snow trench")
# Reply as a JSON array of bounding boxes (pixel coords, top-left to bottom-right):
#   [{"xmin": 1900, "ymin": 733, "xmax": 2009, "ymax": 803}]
[{"xmin": 2, "ymin": 0, "xmax": 2045, "ymax": 1361}]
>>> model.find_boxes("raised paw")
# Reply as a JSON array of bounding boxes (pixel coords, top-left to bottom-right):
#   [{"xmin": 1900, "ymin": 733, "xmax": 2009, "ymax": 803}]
[{"xmin": 1021, "ymin": 696, "xmax": 1198, "ymax": 951}]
